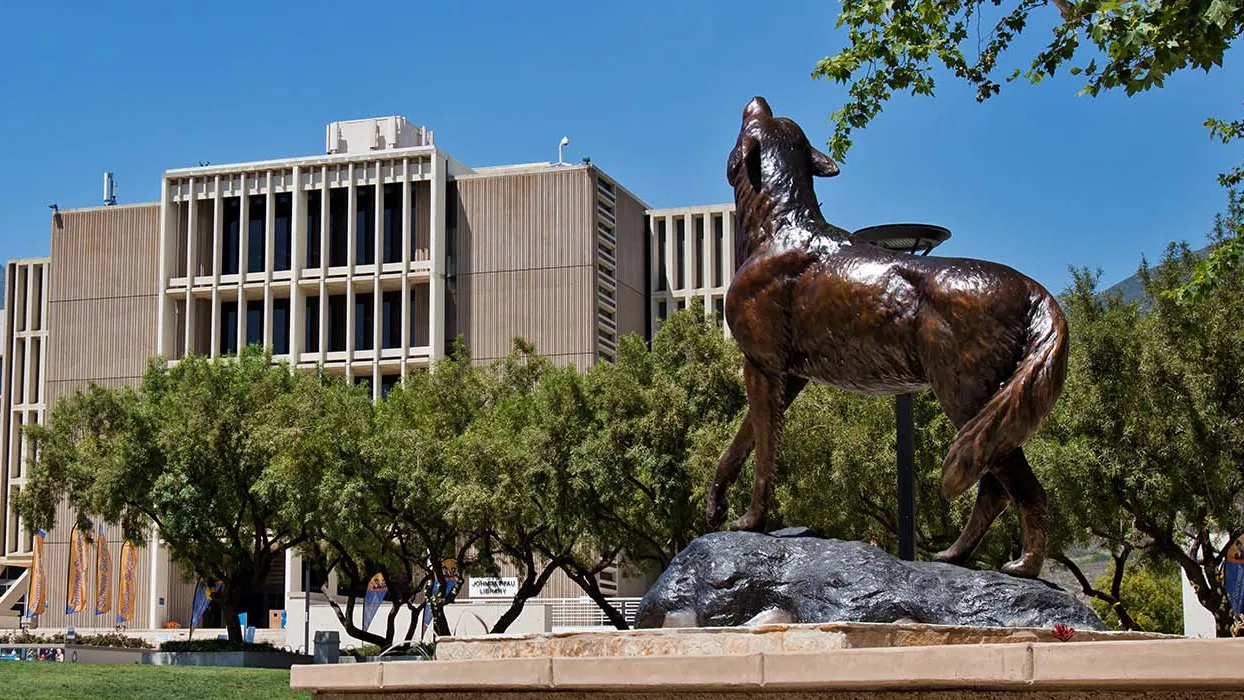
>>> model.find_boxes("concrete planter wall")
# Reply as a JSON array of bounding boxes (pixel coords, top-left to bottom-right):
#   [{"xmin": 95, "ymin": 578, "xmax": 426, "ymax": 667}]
[
  {"xmin": 62, "ymin": 644, "xmax": 312, "ymax": 668},
  {"xmin": 148, "ymin": 650, "xmax": 314, "ymax": 668},
  {"xmin": 65, "ymin": 645, "xmax": 153, "ymax": 665}
]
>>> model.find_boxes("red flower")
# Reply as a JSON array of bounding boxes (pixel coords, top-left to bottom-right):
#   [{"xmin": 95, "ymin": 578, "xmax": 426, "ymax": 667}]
[{"xmin": 1052, "ymin": 623, "xmax": 1076, "ymax": 641}]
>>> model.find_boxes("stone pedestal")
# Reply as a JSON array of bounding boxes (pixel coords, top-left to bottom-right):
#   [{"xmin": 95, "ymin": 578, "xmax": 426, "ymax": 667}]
[{"xmin": 290, "ymin": 625, "xmax": 1244, "ymax": 700}]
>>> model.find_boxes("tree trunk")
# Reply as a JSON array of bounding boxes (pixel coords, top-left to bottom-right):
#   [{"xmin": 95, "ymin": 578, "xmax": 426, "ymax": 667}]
[
  {"xmin": 1052, "ymin": 552, "xmax": 1140, "ymax": 631},
  {"xmin": 221, "ymin": 594, "xmax": 244, "ymax": 644},
  {"xmin": 564, "ymin": 564, "xmax": 629, "ymax": 630},
  {"xmin": 433, "ymin": 605, "xmax": 450, "ymax": 637},
  {"xmin": 491, "ymin": 557, "xmax": 561, "ymax": 634},
  {"xmin": 321, "ymin": 583, "xmax": 390, "ymax": 648}
]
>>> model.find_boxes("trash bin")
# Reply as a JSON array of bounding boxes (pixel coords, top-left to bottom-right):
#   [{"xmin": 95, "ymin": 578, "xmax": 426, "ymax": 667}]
[{"xmin": 313, "ymin": 630, "xmax": 340, "ymax": 665}]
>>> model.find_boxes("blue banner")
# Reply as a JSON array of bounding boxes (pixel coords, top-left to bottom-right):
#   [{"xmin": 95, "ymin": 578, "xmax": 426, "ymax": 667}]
[
  {"xmin": 362, "ymin": 573, "xmax": 387, "ymax": 631},
  {"xmin": 190, "ymin": 580, "xmax": 217, "ymax": 628},
  {"xmin": 1226, "ymin": 537, "xmax": 1244, "ymax": 616}
]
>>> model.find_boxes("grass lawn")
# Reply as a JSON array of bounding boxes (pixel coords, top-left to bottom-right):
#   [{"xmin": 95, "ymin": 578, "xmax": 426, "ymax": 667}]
[{"xmin": 0, "ymin": 662, "xmax": 311, "ymax": 700}]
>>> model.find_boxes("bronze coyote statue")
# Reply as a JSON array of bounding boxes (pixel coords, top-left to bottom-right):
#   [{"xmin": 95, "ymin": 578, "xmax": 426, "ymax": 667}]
[{"xmin": 705, "ymin": 97, "xmax": 1068, "ymax": 578}]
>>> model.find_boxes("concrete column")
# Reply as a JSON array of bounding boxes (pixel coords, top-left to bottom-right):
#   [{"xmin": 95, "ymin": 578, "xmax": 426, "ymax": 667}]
[
  {"xmin": 373, "ymin": 163, "xmax": 383, "ymax": 399},
  {"xmin": 428, "ymin": 155, "xmax": 446, "ymax": 361},
  {"xmin": 156, "ymin": 178, "xmax": 171, "ymax": 358},
  {"xmin": 347, "ymin": 164, "xmax": 357, "ymax": 273},
  {"xmin": 236, "ymin": 175, "xmax": 249, "ymax": 353},
  {"xmin": 183, "ymin": 185, "xmax": 197, "ymax": 358},
  {"xmin": 318, "ymin": 279, "xmax": 328, "ymax": 365},
  {"xmin": 700, "ymin": 214, "xmax": 713, "ymax": 313},
  {"xmin": 210, "ymin": 180, "xmax": 223, "ymax": 358},
  {"xmin": 263, "ymin": 174, "xmax": 275, "ymax": 351},
  {"xmin": 400, "ymin": 159, "xmax": 412, "ymax": 378},
  {"xmin": 290, "ymin": 166, "xmax": 304, "ymax": 358},
  {"xmin": 345, "ymin": 280, "xmax": 355, "ymax": 383},
  {"xmin": 722, "ymin": 212, "xmax": 735, "ymax": 339},
  {"xmin": 320, "ymin": 166, "xmax": 330, "ymax": 274},
  {"xmin": 684, "ymin": 214, "xmax": 697, "ymax": 298},
  {"xmin": 147, "ymin": 533, "xmax": 168, "ymax": 629},
  {"xmin": 664, "ymin": 215, "xmax": 676, "ymax": 299}
]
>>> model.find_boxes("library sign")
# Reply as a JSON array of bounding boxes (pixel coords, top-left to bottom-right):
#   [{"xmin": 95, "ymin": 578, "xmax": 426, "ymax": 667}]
[{"xmin": 468, "ymin": 577, "xmax": 519, "ymax": 599}]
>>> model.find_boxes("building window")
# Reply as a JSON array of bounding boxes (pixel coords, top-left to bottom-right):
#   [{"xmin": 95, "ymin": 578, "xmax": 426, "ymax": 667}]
[
  {"xmin": 382, "ymin": 291, "xmax": 401, "ymax": 349},
  {"xmin": 656, "ymin": 219, "xmax": 667, "ymax": 292},
  {"xmin": 383, "ymin": 184, "xmax": 402, "ymax": 264},
  {"xmin": 380, "ymin": 373, "xmax": 400, "ymax": 398},
  {"xmin": 355, "ymin": 293, "xmax": 374, "ymax": 351},
  {"xmin": 732, "ymin": 213, "xmax": 744, "ymax": 273},
  {"xmin": 274, "ymin": 193, "xmax": 292, "ymax": 272},
  {"xmin": 246, "ymin": 299, "xmax": 263, "ymax": 346},
  {"xmin": 222, "ymin": 197, "xmax": 241, "ymax": 275},
  {"xmin": 357, "ymin": 186, "xmax": 375, "ymax": 265},
  {"xmin": 695, "ymin": 216, "xmax": 705, "ymax": 289},
  {"xmin": 657, "ymin": 299, "xmax": 667, "ymax": 324},
  {"xmin": 675, "ymin": 218, "xmax": 686, "ymax": 290},
  {"xmin": 221, "ymin": 302, "xmax": 238, "ymax": 354},
  {"xmin": 329, "ymin": 188, "xmax": 349, "ymax": 267},
  {"xmin": 327, "ymin": 294, "xmax": 347, "ymax": 352},
  {"xmin": 272, "ymin": 298, "xmax": 290, "ymax": 355},
  {"xmin": 305, "ymin": 297, "xmax": 320, "ymax": 353},
  {"xmin": 247, "ymin": 195, "xmax": 266, "ymax": 274},
  {"xmin": 306, "ymin": 190, "xmax": 322, "ymax": 268},
  {"xmin": 713, "ymin": 215, "xmax": 724, "ymax": 288},
  {"xmin": 409, "ymin": 286, "xmax": 429, "ymax": 347},
  {"xmin": 411, "ymin": 182, "xmax": 424, "ymax": 262},
  {"xmin": 325, "ymin": 294, "xmax": 345, "ymax": 353},
  {"xmin": 713, "ymin": 296, "xmax": 725, "ymax": 324}
]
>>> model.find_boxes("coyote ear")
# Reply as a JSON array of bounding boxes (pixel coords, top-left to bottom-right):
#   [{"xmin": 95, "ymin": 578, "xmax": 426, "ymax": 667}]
[{"xmin": 810, "ymin": 146, "xmax": 840, "ymax": 178}]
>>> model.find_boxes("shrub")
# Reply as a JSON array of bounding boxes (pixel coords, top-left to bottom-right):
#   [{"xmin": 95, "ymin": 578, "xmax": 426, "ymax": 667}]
[
  {"xmin": 159, "ymin": 639, "xmax": 280, "ymax": 653},
  {"xmin": 1090, "ymin": 564, "xmax": 1183, "ymax": 634},
  {"xmin": 0, "ymin": 631, "xmax": 152, "ymax": 648}
]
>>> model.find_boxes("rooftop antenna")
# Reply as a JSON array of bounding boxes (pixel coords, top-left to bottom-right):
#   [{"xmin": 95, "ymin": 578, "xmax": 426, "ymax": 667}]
[
  {"xmin": 557, "ymin": 136, "xmax": 569, "ymax": 165},
  {"xmin": 103, "ymin": 171, "xmax": 117, "ymax": 206}
]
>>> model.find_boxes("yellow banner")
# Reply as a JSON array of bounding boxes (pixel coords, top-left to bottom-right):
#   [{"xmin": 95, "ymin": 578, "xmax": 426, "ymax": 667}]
[
  {"xmin": 26, "ymin": 529, "xmax": 47, "ymax": 618},
  {"xmin": 65, "ymin": 525, "xmax": 90, "ymax": 615},
  {"xmin": 116, "ymin": 540, "xmax": 139, "ymax": 624},
  {"xmin": 95, "ymin": 523, "xmax": 112, "ymax": 615}
]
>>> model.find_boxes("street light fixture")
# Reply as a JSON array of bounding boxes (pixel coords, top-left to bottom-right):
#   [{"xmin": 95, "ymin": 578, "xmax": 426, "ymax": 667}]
[{"xmin": 852, "ymin": 223, "xmax": 952, "ymax": 562}]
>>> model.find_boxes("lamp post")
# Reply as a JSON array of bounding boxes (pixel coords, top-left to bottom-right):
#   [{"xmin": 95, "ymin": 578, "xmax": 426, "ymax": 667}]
[{"xmin": 852, "ymin": 223, "xmax": 951, "ymax": 562}]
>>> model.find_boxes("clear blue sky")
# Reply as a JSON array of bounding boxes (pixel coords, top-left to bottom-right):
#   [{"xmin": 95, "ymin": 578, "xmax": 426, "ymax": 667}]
[{"xmin": 1, "ymin": 1, "xmax": 1239, "ymax": 293}]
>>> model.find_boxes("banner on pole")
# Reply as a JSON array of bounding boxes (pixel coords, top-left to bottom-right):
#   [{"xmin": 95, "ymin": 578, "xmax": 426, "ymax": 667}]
[
  {"xmin": 1226, "ymin": 535, "xmax": 1244, "ymax": 617},
  {"xmin": 190, "ymin": 580, "xmax": 217, "ymax": 628},
  {"xmin": 95, "ymin": 523, "xmax": 111, "ymax": 615},
  {"xmin": 65, "ymin": 526, "xmax": 90, "ymax": 615},
  {"xmin": 362, "ymin": 572, "xmax": 387, "ymax": 631},
  {"xmin": 116, "ymin": 540, "xmax": 139, "ymax": 625},
  {"xmin": 25, "ymin": 529, "xmax": 47, "ymax": 618}
]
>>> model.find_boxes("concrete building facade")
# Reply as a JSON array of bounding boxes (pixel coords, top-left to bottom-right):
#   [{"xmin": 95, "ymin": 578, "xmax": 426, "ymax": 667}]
[{"xmin": 0, "ymin": 114, "xmax": 732, "ymax": 636}]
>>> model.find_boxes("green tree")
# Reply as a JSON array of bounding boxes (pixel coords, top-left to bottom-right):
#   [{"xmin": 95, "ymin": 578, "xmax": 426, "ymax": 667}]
[
  {"xmin": 265, "ymin": 371, "xmax": 434, "ymax": 649},
  {"xmin": 447, "ymin": 339, "xmax": 589, "ymax": 634},
  {"xmin": 17, "ymin": 346, "xmax": 310, "ymax": 643},
  {"xmin": 566, "ymin": 301, "xmax": 747, "ymax": 628},
  {"xmin": 347, "ymin": 339, "xmax": 488, "ymax": 640},
  {"xmin": 1089, "ymin": 560, "xmax": 1184, "ymax": 634},
  {"xmin": 814, "ymin": 0, "xmax": 1243, "ymax": 161},
  {"xmin": 813, "ymin": 0, "xmax": 1243, "ymax": 295},
  {"xmin": 774, "ymin": 386, "xmax": 1020, "ymax": 568},
  {"xmin": 1026, "ymin": 241, "xmax": 1244, "ymax": 636}
]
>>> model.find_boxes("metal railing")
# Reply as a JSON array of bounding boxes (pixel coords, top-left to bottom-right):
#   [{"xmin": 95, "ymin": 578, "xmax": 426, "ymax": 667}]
[{"xmin": 546, "ymin": 597, "xmax": 642, "ymax": 631}]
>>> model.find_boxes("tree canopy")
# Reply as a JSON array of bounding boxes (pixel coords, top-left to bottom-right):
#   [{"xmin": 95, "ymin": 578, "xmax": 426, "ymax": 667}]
[
  {"xmin": 18, "ymin": 273, "xmax": 1244, "ymax": 640},
  {"xmin": 814, "ymin": 0, "xmax": 1244, "ymax": 161},
  {"xmin": 17, "ymin": 347, "xmax": 312, "ymax": 642}
]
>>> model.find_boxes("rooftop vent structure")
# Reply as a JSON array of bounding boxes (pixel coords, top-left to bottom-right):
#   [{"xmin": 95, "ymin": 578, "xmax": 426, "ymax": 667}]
[{"xmin": 325, "ymin": 116, "xmax": 433, "ymax": 155}]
